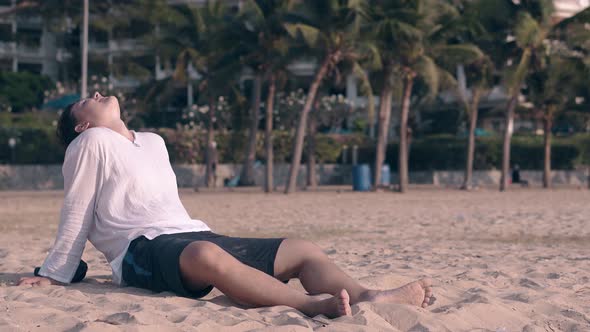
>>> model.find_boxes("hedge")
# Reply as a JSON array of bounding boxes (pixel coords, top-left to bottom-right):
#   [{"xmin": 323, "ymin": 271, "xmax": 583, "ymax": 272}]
[
  {"xmin": 356, "ymin": 134, "xmax": 588, "ymax": 171},
  {"xmin": 1, "ymin": 126, "xmax": 588, "ymax": 170}
]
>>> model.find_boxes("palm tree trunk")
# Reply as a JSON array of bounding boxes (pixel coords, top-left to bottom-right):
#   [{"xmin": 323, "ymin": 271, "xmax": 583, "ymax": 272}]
[
  {"xmin": 398, "ymin": 71, "xmax": 415, "ymax": 193},
  {"xmin": 543, "ymin": 115, "xmax": 552, "ymax": 188},
  {"xmin": 240, "ymin": 74, "xmax": 262, "ymax": 186},
  {"xmin": 501, "ymin": 47, "xmax": 531, "ymax": 191},
  {"xmin": 205, "ymin": 97, "xmax": 216, "ymax": 188},
  {"xmin": 462, "ymin": 88, "xmax": 482, "ymax": 190},
  {"xmin": 374, "ymin": 67, "xmax": 393, "ymax": 189},
  {"xmin": 500, "ymin": 95, "xmax": 517, "ymax": 191},
  {"xmin": 285, "ymin": 53, "xmax": 336, "ymax": 194},
  {"xmin": 264, "ymin": 73, "xmax": 276, "ymax": 193},
  {"xmin": 0, "ymin": 1, "xmax": 37, "ymax": 17},
  {"xmin": 306, "ymin": 104, "xmax": 318, "ymax": 190}
]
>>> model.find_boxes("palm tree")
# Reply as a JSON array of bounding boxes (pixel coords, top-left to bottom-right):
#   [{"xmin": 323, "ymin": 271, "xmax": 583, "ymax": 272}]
[
  {"xmin": 498, "ymin": 1, "xmax": 589, "ymax": 191},
  {"xmin": 282, "ymin": 0, "xmax": 367, "ymax": 194},
  {"xmin": 306, "ymin": 99, "xmax": 320, "ymax": 190},
  {"xmin": 446, "ymin": 0, "xmax": 497, "ymax": 190},
  {"xmin": 0, "ymin": 1, "xmax": 36, "ymax": 16},
  {"xmin": 157, "ymin": 1, "xmax": 236, "ymax": 188},
  {"xmin": 230, "ymin": 0, "xmax": 296, "ymax": 191},
  {"xmin": 526, "ymin": 9, "xmax": 590, "ymax": 188},
  {"xmin": 361, "ymin": 1, "xmax": 401, "ymax": 189},
  {"xmin": 527, "ymin": 56, "xmax": 583, "ymax": 188},
  {"xmin": 457, "ymin": 57, "xmax": 493, "ymax": 190},
  {"xmin": 497, "ymin": 0, "xmax": 551, "ymax": 191},
  {"xmin": 367, "ymin": 0, "xmax": 482, "ymax": 192}
]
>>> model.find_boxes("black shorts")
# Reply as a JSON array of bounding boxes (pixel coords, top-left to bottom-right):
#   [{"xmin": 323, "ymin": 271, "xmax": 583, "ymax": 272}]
[{"xmin": 121, "ymin": 231, "xmax": 287, "ymax": 299}]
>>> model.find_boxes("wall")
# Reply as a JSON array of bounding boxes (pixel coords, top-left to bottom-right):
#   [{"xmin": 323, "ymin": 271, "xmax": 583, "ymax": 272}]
[{"xmin": 1, "ymin": 164, "xmax": 588, "ymax": 190}]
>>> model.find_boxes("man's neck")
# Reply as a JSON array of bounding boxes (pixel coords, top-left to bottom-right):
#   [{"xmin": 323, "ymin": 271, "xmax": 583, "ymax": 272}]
[{"xmin": 107, "ymin": 120, "xmax": 134, "ymax": 142}]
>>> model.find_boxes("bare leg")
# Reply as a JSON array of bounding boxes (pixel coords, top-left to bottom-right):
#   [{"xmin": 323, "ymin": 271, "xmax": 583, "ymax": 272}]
[
  {"xmin": 273, "ymin": 239, "xmax": 434, "ymax": 307},
  {"xmin": 179, "ymin": 241, "xmax": 352, "ymax": 318}
]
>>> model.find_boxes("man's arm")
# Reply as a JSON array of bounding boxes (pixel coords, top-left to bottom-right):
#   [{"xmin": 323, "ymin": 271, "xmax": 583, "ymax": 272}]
[{"xmin": 35, "ymin": 145, "xmax": 102, "ymax": 284}]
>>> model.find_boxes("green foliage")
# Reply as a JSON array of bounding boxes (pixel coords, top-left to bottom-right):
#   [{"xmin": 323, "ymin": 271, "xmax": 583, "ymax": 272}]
[
  {"xmin": 357, "ymin": 134, "xmax": 588, "ymax": 171},
  {"xmin": 0, "ymin": 127, "xmax": 64, "ymax": 164},
  {"xmin": 0, "ymin": 72, "xmax": 54, "ymax": 112},
  {"xmin": 0, "ymin": 112, "xmax": 57, "ymax": 129},
  {"xmin": 3, "ymin": 123, "xmax": 588, "ymax": 169}
]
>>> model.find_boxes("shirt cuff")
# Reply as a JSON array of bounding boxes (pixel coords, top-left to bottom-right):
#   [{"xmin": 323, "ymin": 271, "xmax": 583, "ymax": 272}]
[{"xmin": 37, "ymin": 267, "xmax": 73, "ymax": 284}]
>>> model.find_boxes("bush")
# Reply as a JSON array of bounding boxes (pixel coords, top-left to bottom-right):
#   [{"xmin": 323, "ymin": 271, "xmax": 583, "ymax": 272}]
[
  {"xmin": 0, "ymin": 71, "xmax": 54, "ymax": 112},
  {"xmin": 0, "ymin": 127, "xmax": 64, "ymax": 164},
  {"xmin": 357, "ymin": 134, "xmax": 587, "ymax": 171},
  {"xmin": 1, "ymin": 124, "xmax": 588, "ymax": 170}
]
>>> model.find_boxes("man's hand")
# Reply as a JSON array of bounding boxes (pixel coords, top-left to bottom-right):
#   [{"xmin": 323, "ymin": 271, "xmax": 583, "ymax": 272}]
[{"xmin": 17, "ymin": 276, "xmax": 63, "ymax": 287}]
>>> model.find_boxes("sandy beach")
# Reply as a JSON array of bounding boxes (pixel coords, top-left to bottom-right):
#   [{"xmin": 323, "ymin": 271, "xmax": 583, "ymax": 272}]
[{"xmin": 1, "ymin": 188, "xmax": 589, "ymax": 331}]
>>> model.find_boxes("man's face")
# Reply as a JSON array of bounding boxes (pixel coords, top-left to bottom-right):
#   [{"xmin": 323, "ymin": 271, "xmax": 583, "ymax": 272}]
[{"xmin": 72, "ymin": 92, "xmax": 120, "ymax": 132}]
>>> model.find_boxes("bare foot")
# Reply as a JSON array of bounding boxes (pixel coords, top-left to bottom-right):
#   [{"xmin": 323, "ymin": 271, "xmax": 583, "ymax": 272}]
[
  {"xmin": 304, "ymin": 289, "xmax": 352, "ymax": 318},
  {"xmin": 360, "ymin": 278, "xmax": 435, "ymax": 308}
]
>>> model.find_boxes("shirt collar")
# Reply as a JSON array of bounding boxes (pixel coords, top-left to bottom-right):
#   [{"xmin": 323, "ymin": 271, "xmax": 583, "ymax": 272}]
[{"xmin": 131, "ymin": 130, "xmax": 141, "ymax": 147}]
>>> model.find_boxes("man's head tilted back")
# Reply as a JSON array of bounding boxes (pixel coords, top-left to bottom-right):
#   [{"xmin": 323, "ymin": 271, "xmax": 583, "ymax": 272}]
[{"xmin": 56, "ymin": 92, "xmax": 121, "ymax": 148}]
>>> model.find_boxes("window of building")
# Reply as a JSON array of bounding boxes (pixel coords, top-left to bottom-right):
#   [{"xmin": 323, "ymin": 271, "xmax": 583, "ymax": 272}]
[
  {"xmin": 18, "ymin": 62, "xmax": 42, "ymax": 74},
  {"xmin": 0, "ymin": 58, "xmax": 12, "ymax": 72},
  {"xmin": 16, "ymin": 27, "xmax": 41, "ymax": 48},
  {"xmin": 0, "ymin": 23, "xmax": 13, "ymax": 42}
]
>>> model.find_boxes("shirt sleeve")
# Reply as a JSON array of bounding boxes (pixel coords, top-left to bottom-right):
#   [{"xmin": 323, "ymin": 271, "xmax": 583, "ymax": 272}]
[{"xmin": 37, "ymin": 145, "xmax": 102, "ymax": 283}]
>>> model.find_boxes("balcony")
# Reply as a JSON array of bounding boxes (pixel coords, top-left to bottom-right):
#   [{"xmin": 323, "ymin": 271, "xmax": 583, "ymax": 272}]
[
  {"xmin": 287, "ymin": 59, "xmax": 317, "ymax": 76},
  {"xmin": 88, "ymin": 38, "xmax": 150, "ymax": 55},
  {"xmin": 109, "ymin": 76, "xmax": 142, "ymax": 89},
  {"xmin": 16, "ymin": 43, "xmax": 42, "ymax": 57},
  {"xmin": 0, "ymin": 41, "xmax": 15, "ymax": 56}
]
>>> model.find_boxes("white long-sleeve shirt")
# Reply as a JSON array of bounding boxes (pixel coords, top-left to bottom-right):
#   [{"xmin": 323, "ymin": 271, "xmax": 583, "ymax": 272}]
[{"xmin": 37, "ymin": 126, "xmax": 211, "ymax": 286}]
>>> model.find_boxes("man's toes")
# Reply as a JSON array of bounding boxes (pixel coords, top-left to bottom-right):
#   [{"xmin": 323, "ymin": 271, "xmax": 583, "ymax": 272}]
[
  {"xmin": 419, "ymin": 278, "xmax": 433, "ymax": 289},
  {"xmin": 337, "ymin": 289, "xmax": 352, "ymax": 316},
  {"xmin": 340, "ymin": 303, "xmax": 352, "ymax": 316},
  {"xmin": 338, "ymin": 289, "xmax": 350, "ymax": 301}
]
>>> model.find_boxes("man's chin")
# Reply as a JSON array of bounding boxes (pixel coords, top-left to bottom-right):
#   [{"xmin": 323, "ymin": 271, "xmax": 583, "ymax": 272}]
[{"xmin": 106, "ymin": 98, "xmax": 120, "ymax": 109}]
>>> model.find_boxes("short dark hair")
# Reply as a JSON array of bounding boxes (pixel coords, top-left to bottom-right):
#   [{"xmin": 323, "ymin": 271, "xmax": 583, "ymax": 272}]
[{"xmin": 56, "ymin": 102, "xmax": 80, "ymax": 148}]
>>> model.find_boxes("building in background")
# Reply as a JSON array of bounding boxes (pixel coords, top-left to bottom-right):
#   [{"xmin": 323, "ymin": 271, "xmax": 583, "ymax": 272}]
[
  {"xmin": 0, "ymin": 0, "xmax": 64, "ymax": 79},
  {"xmin": 0, "ymin": 0, "xmax": 587, "ymax": 133}
]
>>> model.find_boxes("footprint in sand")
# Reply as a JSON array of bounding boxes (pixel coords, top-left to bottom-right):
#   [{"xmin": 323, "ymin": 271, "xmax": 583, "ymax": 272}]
[
  {"xmin": 95, "ymin": 312, "xmax": 139, "ymax": 325},
  {"xmin": 502, "ymin": 293, "xmax": 530, "ymax": 303}
]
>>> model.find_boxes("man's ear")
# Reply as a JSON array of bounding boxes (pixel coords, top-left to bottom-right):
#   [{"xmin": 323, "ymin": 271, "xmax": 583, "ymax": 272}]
[{"xmin": 75, "ymin": 122, "xmax": 90, "ymax": 133}]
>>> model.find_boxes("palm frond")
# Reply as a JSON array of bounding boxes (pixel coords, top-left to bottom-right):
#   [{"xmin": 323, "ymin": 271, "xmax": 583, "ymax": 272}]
[
  {"xmin": 414, "ymin": 55, "xmax": 440, "ymax": 100},
  {"xmin": 352, "ymin": 61, "xmax": 375, "ymax": 126},
  {"xmin": 506, "ymin": 47, "xmax": 532, "ymax": 95},
  {"xmin": 554, "ymin": 7, "xmax": 590, "ymax": 29},
  {"xmin": 432, "ymin": 44, "xmax": 484, "ymax": 69},
  {"xmin": 284, "ymin": 22, "xmax": 320, "ymax": 46},
  {"xmin": 515, "ymin": 12, "xmax": 541, "ymax": 48}
]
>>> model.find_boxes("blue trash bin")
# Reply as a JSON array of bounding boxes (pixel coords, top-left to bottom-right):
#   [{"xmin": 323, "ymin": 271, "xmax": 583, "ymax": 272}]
[
  {"xmin": 352, "ymin": 164, "xmax": 371, "ymax": 191},
  {"xmin": 381, "ymin": 164, "xmax": 391, "ymax": 186}
]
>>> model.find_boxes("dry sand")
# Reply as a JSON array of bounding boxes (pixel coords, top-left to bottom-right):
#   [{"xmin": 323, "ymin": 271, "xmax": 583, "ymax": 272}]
[{"xmin": 1, "ymin": 188, "xmax": 589, "ymax": 331}]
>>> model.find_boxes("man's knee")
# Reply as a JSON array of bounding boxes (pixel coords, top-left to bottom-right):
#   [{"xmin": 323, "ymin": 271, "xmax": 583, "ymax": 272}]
[
  {"xmin": 179, "ymin": 241, "xmax": 228, "ymax": 276},
  {"xmin": 286, "ymin": 238, "xmax": 328, "ymax": 262},
  {"xmin": 275, "ymin": 238, "xmax": 327, "ymax": 281}
]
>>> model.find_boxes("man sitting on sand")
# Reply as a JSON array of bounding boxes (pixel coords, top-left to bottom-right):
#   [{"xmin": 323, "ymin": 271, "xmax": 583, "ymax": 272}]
[{"xmin": 17, "ymin": 92, "xmax": 435, "ymax": 318}]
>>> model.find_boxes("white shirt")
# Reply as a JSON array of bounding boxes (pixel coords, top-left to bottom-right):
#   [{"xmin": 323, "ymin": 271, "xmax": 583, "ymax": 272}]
[{"xmin": 37, "ymin": 126, "xmax": 212, "ymax": 286}]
